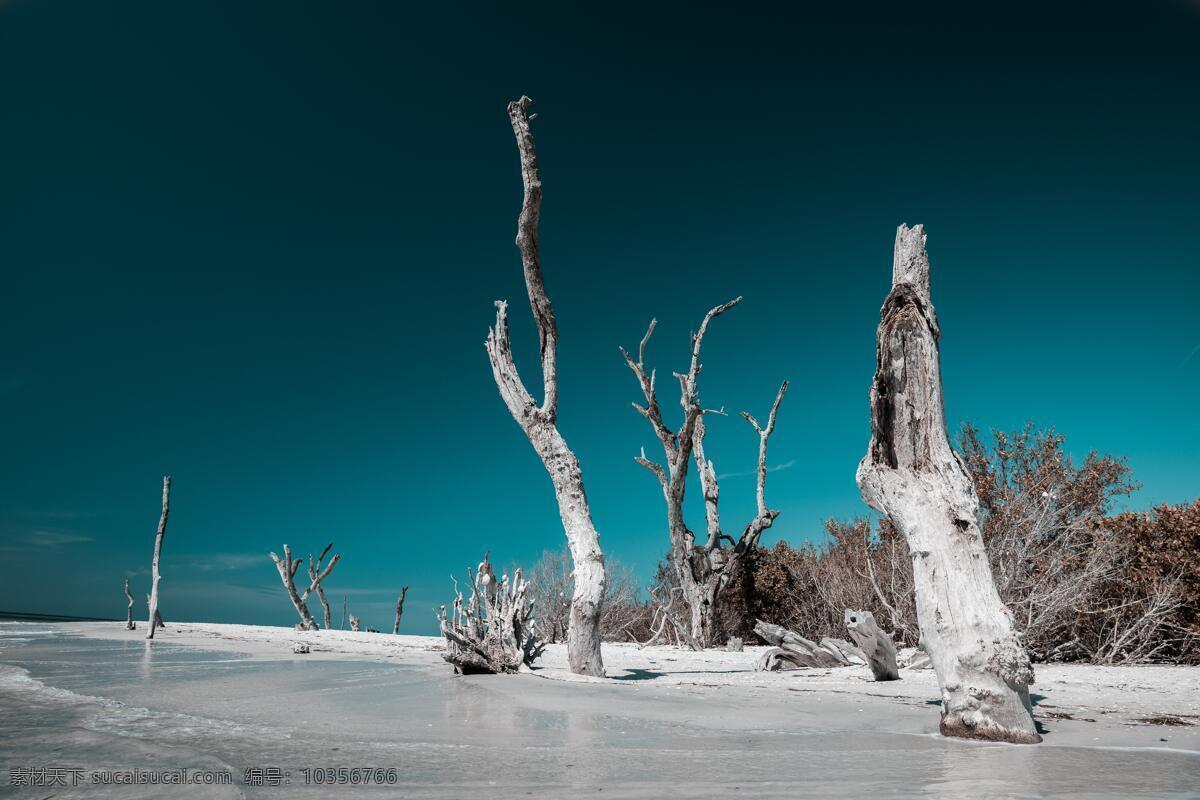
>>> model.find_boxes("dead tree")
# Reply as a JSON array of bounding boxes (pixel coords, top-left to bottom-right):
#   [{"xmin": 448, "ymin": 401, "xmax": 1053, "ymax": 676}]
[
  {"xmin": 145, "ymin": 594, "xmax": 165, "ymax": 630},
  {"xmin": 341, "ymin": 595, "xmax": 347, "ymax": 630},
  {"xmin": 146, "ymin": 476, "xmax": 170, "ymax": 640},
  {"xmin": 623, "ymin": 302, "xmax": 788, "ymax": 648},
  {"xmin": 349, "ymin": 613, "xmax": 361, "ymax": 632},
  {"xmin": 123, "ymin": 578, "xmax": 136, "ymax": 630},
  {"xmin": 268, "ymin": 543, "xmax": 340, "ymax": 630},
  {"xmin": 857, "ymin": 224, "xmax": 1039, "ymax": 743},
  {"xmin": 485, "ymin": 96, "xmax": 605, "ymax": 676},
  {"xmin": 844, "ymin": 609, "xmax": 899, "ymax": 681},
  {"xmin": 753, "ymin": 620, "xmax": 865, "ymax": 671},
  {"xmin": 393, "ymin": 586, "xmax": 408, "ymax": 635},
  {"xmin": 306, "ymin": 543, "xmax": 336, "ymax": 629},
  {"xmin": 438, "ymin": 552, "xmax": 545, "ymax": 674}
]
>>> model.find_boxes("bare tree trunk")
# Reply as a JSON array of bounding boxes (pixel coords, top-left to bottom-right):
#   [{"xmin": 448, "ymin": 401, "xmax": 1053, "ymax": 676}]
[
  {"xmin": 269, "ymin": 543, "xmax": 340, "ymax": 630},
  {"xmin": 856, "ymin": 224, "xmax": 1039, "ymax": 743},
  {"xmin": 307, "ymin": 543, "xmax": 335, "ymax": 629},
  {"xmin": 485, "ymin": 96, "xmax": 605, "ymax": 677},
  {"xmin": 844, "ymin": 609, "xmax": 899, "ymax": 681},
  {"xmin": 624, "ymin": 307, "xmax": 788, "ymax": 648},
  {"xmin": 145, "ymin": 476, "xmax": 170, "ymax": 640},
  {"xmin": 393, "ymin": 586, "xmax": 408, "ymax": 635},
  {"xmin": 341, "ymin": 595, "xmax": 347, "ymax": 630},
  {"xmin": 124, "ymin": 578, "xmax": 136, "ymax": 630}
]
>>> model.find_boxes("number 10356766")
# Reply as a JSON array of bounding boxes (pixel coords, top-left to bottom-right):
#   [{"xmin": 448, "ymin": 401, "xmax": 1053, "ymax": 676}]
[{"xmin": 301, "ymin": 767, "xmax": 399, "ymax": 785}]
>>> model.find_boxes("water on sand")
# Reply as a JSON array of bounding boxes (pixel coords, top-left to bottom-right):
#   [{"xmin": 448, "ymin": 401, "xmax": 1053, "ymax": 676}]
[{"xmin": 0, "ymin": 623, "xmax": 1196, "ymax": 798}]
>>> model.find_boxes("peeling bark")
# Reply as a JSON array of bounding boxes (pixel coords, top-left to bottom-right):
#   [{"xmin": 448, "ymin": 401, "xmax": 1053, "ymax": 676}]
[
  {"xmin": 844, "ymin": 609, "xmax": 899, "ymax": 681},
  {"xmin": 438, "ymin": 552, "xmax": 544, "ymax": 674},
  {"xmin": 624, "ymin": 305, "xmax": 788, "ymax": 647},
  {"xmin": 856, "ymin": 224, "xmax": 1039, "ymax": 743},
  {"xmin": 269, "ymin": 543, "xmax": 340, "ymax": 630},
  {"xmin": 145, "ymin": 476, "xmax": 170, "ymax": 640},
  {"xmin": 393, "ymin": 586, "xmax": 408, "ymax": 635},
  {"xmin": 124, "ymin": 578, "xmax": 136, "ymax": 630},
  {"xmin": 485, "ymin": 96, "xmax": 605, "ymax": 676}
]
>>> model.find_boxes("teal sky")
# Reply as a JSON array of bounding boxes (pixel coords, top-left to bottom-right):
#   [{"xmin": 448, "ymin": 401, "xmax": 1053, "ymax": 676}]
[{"xmin": 2, "ymin": 1, "xmax": 1198, "ymax": 633}]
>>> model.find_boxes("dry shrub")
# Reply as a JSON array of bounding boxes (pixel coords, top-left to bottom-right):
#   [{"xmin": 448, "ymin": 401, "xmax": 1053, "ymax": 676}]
[{"xmin": 726, "ymin": 423, "xmax": 1197, "ymax": 664}]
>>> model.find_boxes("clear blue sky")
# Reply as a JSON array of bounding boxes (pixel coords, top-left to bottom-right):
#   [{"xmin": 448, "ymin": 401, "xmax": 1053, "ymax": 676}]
[{"xmin": 2, "ymin": 1, "xmax": 1197, "ymax": 633}]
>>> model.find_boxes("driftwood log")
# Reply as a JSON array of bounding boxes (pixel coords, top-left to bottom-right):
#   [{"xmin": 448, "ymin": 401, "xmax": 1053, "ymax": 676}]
[
  {"xmin": 269, "ymin": 543, "xmax": 340, "ymax": 630},
  {"xmin": 485, "ymin": 96, "xmax": 605, "ymax": 677},
  {"xmin": 753, "ymin": 620, "xmax": 865, "ymax": 671},
  {"xmin": 856, "ymin": 224, "xmax": 1039, "ymax": 743},
  {"xmin": 145, "ymin": 476, "xmax": 170, "ymax": 640},
  {"xmin": 844, "ymin": 609, "xmax": 899, "ymax": 681},
  {"xmin": 393, "ymin": 586, "xmax": 408, "ymax": 635},
  {"xmin": 123, "ymin": 578, "xmax": 136, "ymax": 630},
  {"xmin": 438, "ymin": 552, "xmax": 545, "ymax": 675}
]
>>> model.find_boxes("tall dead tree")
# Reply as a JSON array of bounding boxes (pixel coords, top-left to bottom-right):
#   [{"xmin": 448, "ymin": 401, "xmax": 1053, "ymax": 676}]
[
  {"xmin": 306, "ymin": 543, "xmax": 336, "ymax": 629},
  {"xmin": 393, "ymin": 586, "xmax": 408, "ymax": 635},
  {"xmin": 623, "ymin": 304, "xmax": 788, "ymax": 648},
  {"xmin": 268, "ymin": 543, "xmax": 340, "ymax": 630},
  {"xmin": 145, "ymin": 476, "xmax": 170, "ymax": 640},
  {"xmin": 857, "ymin": 224, "xmax": 1039, "ymax": 743},
  {"xmin": 123, "ymin": 578, "xmax": 135, "ymax": 630},
  {"xmin": 485, "ymin": 96, "xmax": 606, "ymax": 676}
]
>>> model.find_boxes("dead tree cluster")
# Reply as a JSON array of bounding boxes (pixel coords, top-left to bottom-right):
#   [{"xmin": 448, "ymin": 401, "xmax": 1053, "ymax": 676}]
[
  {"xmin": 438, "ymin": 552, "xmax": 545, "ymax": 674},
  {"xmin": 623, "ymin": 304, "xmax": 789, "ymax": 649},
  {"xmin": 268, "ymin": 543, "xmax": 340, "ymax": 631}
]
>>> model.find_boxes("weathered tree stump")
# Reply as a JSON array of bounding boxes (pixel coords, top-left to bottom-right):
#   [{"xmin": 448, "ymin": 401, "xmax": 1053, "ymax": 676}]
[
  {"xmin": 844, "ymin": 609, "xmax": 899, "ymax": 681},
  {"xmin": 438, "ymin": 552, "xmax": 544, "ymax": 675},
  {"xmin": 393, "ymin": 586, "xmax": 408, "ymax": 635},
  {"xmin": 856, "ymin": 225, "xmax": 1039, "ymax": 743}
]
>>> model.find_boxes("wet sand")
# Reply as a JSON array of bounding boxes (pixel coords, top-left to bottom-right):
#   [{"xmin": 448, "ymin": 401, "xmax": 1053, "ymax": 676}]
[{"xmin": 1, "ymin": 622, "xmax": 1197, "ymax": 798}]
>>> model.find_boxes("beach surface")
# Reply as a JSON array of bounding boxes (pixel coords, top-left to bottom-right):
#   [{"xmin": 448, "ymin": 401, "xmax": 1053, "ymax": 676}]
[{"xmin": 1, "ymin": 621, "xmax": 1197, "ymax": 798}]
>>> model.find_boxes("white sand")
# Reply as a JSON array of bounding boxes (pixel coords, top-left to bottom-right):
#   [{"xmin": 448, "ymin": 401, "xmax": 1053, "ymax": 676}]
[{"xmin": 65, "ymin": 621, "xmax": 1200, "ymax": 752}]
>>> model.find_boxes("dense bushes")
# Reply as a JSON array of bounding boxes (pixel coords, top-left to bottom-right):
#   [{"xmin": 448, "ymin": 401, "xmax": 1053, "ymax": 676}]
[{"xmin": 722, "ymin": 424, "xmax": 1198, "ymax": 664}]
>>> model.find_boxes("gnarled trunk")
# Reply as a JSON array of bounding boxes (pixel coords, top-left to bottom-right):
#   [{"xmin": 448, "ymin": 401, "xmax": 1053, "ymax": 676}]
[
  {"xmin": 145, "ymin": 476, "xmax": 170, "ymax": 640},
  {"xmin": 485, "ymin": 96, "xmax": 605, "ymax": 676},
  {"xmin": 393, "ymin": 586, "xmax": 408, "ymax": 635},
  {"xmin": 856, "ymin": 224, "xmax": 1039, "ymax": 743},
  {"xmin": 124, "ymin": 578, "xmax": 136, "ymax": 630}
]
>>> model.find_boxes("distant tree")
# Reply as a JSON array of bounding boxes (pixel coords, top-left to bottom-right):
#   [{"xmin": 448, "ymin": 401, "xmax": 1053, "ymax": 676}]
[
  {"xmin": 525, "ymin": 546, "xmax": 646, "ymax": 643},
  {"xmin": 268, "ymin": 543, "xmax": 340, "ymax": 630}
]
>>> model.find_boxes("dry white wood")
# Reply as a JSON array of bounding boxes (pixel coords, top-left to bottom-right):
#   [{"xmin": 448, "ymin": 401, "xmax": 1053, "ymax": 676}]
[
  {"xmin": 438, "ymin": 553, "xmax": 544, "ymax": 674},
  {"xmin": 753, "ymin": 620, "xmax": 863, "ymax": 670},
  {"xmin": 145, "ymin": 476, "xmax": 170, "ymax": 640},
  {"xmin": 393, "ymin": 586, "xmax": 408, "ymax": 635},
  {"xmin": 349, "ymin": 613, "xmax": 361, "ymax": 632},
  {"xmin": 623, "ymin": 302, "xmax": 788, "ymax": 648},
  {"xmin": 306, "ymin": 543, "xmax": 336, "ymax": 629},
  {"xmin": 844, "ymin": 609, "xmax": 900, "ymax": 681},
  {"xmin": 856, "ymin": 224, "xmax": 1039, "ymax": 743},
  {"xmin": 123, "ymin": 578, "xmax": 136, "ymax": 630},
  {"xmin": 269, "ymin": 543, "xmax": 341, "ymax": 630},
  {"xmin": 485, "ymin": 96, "xmax": 605, "ymax": 676}
]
